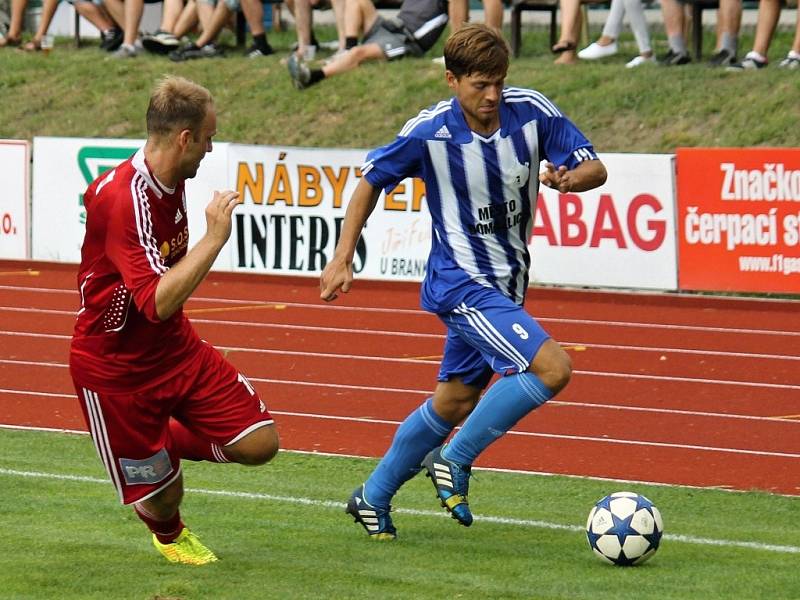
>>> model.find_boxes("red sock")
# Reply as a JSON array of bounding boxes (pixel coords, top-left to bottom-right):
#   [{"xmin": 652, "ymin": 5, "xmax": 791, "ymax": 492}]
[
  {"xmin": 169, "ymin": 418, "xmax": 229, "ymax": 463},
  {"xmin": 134, "ymin": 503, "xmax": 184, "ymax": 544}
]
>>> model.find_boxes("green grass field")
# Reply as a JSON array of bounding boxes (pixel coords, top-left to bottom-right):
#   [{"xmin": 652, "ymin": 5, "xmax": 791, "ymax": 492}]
[{"xmin": 1, "ymin": 429, "xmax": 798, "ymax": 599}]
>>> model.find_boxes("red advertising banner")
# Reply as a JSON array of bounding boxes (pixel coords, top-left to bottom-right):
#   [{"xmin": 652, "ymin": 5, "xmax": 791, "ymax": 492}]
[{"xmin": 677, "ymin": 148, "xmax": 800, "ymax": 294}]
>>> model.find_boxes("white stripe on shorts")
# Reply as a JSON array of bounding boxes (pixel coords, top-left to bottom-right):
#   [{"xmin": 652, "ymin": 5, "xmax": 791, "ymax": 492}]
[
  {"xmin": 454, "ymin": 304, "xmax": 529, "ymax": 372},
  {"xmin": 82, "ymin": 388, "xmax": 124, "ymax": 503},
  {"xmin": 211, "ymin": 443, "xmax": 230, "ymax": 463}
]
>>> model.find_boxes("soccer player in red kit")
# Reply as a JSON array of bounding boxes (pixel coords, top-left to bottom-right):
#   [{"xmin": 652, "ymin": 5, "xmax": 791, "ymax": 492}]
[{"xmin": 69, "ymin": 76, "xmax": 279, "ymax": 565}]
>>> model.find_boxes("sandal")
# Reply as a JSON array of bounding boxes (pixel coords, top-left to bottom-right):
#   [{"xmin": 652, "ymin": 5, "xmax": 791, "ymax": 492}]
[
  {"xmin": 551, "ymin": 40, "xmax": 576, "ymax": 54},
  {"xmin": 0, "ymin": 34, "xmax": 22, "ymax": 48}
]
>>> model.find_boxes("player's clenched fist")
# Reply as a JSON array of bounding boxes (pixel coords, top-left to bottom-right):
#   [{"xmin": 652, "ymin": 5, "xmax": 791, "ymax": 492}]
[{"xmin": 319, "ymin": 256, "xmax": 353, "ymax": 302}]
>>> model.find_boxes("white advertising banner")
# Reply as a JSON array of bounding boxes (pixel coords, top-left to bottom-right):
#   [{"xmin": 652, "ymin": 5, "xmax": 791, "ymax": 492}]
[
  {"xmin": 227, "ymin": 144, "xmax": 431, "ymax": 281},
  {"xmin": 31, "ymin": 137, "xmax": 230, "ymax": 263},
  {"xmin": 0, "ymin": 140, "xmax": 30, "ymax": 259},
  {"xmin": 28, "ymin": 138, "xmax": 677, "ymax": 291},
  {"xmin": 530, "ymin": 153, "xmax": 678, "ymax": 290}
]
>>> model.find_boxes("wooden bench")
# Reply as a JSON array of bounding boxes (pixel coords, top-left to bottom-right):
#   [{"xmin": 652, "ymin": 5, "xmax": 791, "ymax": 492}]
[{"xmin": 510, "ymin": 0, "xmax": 610, "ymax": 58}]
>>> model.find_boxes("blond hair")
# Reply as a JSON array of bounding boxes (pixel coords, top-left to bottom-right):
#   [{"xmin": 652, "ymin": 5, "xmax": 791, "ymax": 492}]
[
  {"xmin": 146, "ymin": 76, "xmax": 213, "ymax": 140},
  {"xmin": 444, "ymin": 24, "xmax": 509, "ymax": 79}
]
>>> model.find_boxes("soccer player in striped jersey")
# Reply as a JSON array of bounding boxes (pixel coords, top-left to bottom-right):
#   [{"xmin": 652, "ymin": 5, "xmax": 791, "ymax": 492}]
[
  {"xmin": 69, "ymin": 76, "xmax": 279, "ymax": 564},
  {"xmin": 320, "ymin": 24, "xmax": 607, "ymax": 539}
]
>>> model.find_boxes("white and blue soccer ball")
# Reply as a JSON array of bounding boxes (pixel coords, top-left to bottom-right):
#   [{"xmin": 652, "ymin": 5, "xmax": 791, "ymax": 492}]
[{"xmin": 585, "ymin": 491, "xmax": 664, "ymax": 566}]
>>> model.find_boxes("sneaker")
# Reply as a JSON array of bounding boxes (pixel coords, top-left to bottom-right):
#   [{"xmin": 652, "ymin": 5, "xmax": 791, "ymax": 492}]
[
  {"xmin": 625, "ymin": 54, "xmax": 656, "ymax": 68},
  {"xmin": 289, "ymin": 40, "xmax": 318, "ymax": 60},
  {"xmin": 142, "ymin": 29, "xmax": 180, "ymax": 54},
  {"xmin": 152, "ymin": 528, "xmax": 218, "ymax": 565},
  {"xmin": 421, "ymin": 445, "xmax": 473, "ymax": 527},
  {"xmin": 318, "ymin": 39, "xmax": 340, "ymax": 51},
  {"xmin": 287, "ymin": 52, "xmax": 312, "ymax": 89},
  {"xmin": 778, "ymin": 52, "xmax": 800, "ymax": 69},
  {"xmin": 99, "ymin": 27, "xmax": 123, "ymax": 52},
  {"xmin": 345, "ymin": 485, "xmax": 397, "ymax": 540},
  {"xmin": 577, "ymin": 41, "xmax": 618, "ymax": 60},
  {"xmin": 246, "ymin": 43, "xmax": 274, "ymax": 58},
  {"xmin": 708, "ymin": 48, "xmax": 735, "ymax": 67},
  {"xmin": 727, "ymin": 52, "xmax": 768, "ymax": 71},
  {"xmin": 169, "ymin": 43, "xmax": 224, "ymax": 62},
  {"xmin": 660, "ymin": 48, "xmax": 691, "ymax": 66},
  {"xmin": 110, "ymin": 43, "xmax": 139, "ymax": 58}
]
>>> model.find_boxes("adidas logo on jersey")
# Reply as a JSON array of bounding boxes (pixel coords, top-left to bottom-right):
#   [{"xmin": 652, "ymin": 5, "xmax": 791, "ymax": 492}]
[
  {"xmin": 175, "ymin": 208, "xmax": 183, "ymax": 223},
  {"xmin": 434, "ymin": 125, "xmax": 452, "ymax": 139}
]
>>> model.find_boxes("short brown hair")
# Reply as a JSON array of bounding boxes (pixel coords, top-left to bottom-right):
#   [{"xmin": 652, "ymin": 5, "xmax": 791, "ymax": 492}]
[
  {"xmin": 444, "ymin": 24, "xmax": 509, "ymax": 79},
  {"xmin": 146, "ymin": 76, "xmax": 213, "ymax": 140}
]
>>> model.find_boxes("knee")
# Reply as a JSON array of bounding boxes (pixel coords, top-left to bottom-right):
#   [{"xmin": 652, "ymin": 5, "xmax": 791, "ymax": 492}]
[
  {"xmin": 543, "ymin": 353, "xmax": 572, "ymax": 394},
  {"xmin": 530, "ymin": 341, "xmax": 572, "ymax": 395},
  {"xmin": 226, "ymin": 426, "xmax": 280, "ymax": 466}
]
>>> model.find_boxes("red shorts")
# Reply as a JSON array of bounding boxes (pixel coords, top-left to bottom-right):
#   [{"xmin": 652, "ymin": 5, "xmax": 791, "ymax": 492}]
[{"xmin": 72, "ymin": 342, "xmax": 273, "ymax": 505}]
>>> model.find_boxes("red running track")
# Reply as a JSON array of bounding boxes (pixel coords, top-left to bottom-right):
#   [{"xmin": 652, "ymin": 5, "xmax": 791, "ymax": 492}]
[{"xmin": 1, "ymin": 260, "xmax": 799, "ymax": 495}]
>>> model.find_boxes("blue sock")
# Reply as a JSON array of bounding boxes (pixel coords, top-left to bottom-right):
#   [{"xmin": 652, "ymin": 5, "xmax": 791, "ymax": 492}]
[
  {"xmin": 443, "ymin": 372, "xmax": 552, "ymax": 466},
  {"xmin": 364, "ymin": 398, "xmax": 453, "ymax": 508}
]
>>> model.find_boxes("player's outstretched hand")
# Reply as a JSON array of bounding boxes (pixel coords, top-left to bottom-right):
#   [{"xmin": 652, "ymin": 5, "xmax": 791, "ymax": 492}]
[
  {"xmin": 319, "ymin": 255, "xmax": 353, "ymax": 303},
  {"xmin": 538, "ymin": 162, "xmax": 572, "ymax": 193},
  {"xmin": 205, "ymin": 190, "xmax": 241, "ymax": 246}
]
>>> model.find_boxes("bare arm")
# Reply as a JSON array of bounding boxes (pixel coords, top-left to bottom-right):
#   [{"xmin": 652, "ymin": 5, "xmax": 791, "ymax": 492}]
[
  {"xmin": 319, "ymin": 178, "xmax": 381, "ymax": 302},
  {"xmin": 154, "ymin": 190, "xmax": 240, "ymax": 320},
  {"xmin": 538, "ymin": 158, "xmax": 607, "ymax": 193}
]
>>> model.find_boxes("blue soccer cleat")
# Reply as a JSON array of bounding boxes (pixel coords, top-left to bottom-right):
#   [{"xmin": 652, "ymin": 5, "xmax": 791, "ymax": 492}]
[
  {"xmin": 421, "ymin": 445, "xmax": 473, "ymax": 526},
  {"xmin": 345, "ymin": 485, "xmax": 397, "ymax": 541}
]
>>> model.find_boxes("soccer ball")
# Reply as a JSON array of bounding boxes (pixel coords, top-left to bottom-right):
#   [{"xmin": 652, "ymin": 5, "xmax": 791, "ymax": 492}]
[{"xmin": 585, "ymin": 491, "xmax": 664, "ymax": 566}]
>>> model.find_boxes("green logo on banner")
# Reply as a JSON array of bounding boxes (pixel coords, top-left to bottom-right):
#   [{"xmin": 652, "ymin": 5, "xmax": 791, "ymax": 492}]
[{"xmin": 77, "ymin": 146, "xmax": 138, "ymax": 224}]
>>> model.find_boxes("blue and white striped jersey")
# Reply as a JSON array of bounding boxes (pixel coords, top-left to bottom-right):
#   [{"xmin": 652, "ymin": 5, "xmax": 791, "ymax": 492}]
[{"xmin": 362, "ymin": 87, "xmax": 598, "ymax": 313}]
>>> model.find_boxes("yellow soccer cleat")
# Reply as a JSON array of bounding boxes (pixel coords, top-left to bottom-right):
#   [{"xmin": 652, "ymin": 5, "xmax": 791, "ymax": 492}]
[{"xmin": 152, "ymin": 528, "xmax": 219, "ymax": 565}]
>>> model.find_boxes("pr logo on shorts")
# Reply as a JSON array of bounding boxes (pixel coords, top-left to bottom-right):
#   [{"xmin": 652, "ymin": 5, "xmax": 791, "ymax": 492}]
[{"xmin": 119, "ymin": 448, "xmax": 173, "ymax": 485}]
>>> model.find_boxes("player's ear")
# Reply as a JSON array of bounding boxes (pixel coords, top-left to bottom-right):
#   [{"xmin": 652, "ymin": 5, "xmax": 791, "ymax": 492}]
[{"xmin": 177, "ymin": 128, "xmax": 193, "ymax": 149}]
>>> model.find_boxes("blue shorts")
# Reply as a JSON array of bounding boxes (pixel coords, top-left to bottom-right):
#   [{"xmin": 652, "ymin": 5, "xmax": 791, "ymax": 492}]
[{"xmin": 436, "ymin": 285, "xmax": 550, "ymax": 390}]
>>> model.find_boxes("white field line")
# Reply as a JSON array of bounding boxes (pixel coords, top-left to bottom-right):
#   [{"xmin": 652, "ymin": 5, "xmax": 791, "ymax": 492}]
[
  {"xmin": 0, "ymin": 426, "xmax": 786, "ymax": 495},
  {"xmin": 1, "ymin": 291, "xmax": 798, "ymax": 337},
  {"xmin": 0, "ymin": 466, "xmax": 797, "ymax": 554},
  {"xmin": 4, "ymin": 425, "xmax": 800, "ymax": 499},
  {"xmin": 2, "ymin": 348, "xmax": 798, "ymax": 391},
  {"xmin": 3, "ymin": 387, "xmax": 800, "ymax": 458}
]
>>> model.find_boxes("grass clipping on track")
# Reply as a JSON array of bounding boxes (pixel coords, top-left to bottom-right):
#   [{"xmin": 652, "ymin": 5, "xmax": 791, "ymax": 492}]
[{"xmin": 1, "ymin": 429, "xmax": 799, "ymax": 600}]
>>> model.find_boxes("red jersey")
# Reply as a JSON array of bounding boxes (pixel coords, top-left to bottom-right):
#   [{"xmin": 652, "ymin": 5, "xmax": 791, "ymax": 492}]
[{"xmin": 70, "ymin": 148, "xmax": 202, "ymax": 393}]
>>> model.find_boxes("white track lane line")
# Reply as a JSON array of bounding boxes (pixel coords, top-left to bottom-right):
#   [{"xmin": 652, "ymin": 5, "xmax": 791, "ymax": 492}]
[
  {"xmin": 1, "ymin": 349, "xmax": 798, "ymax": 391},
  {"xmin": 0, "ymin": 465, "xmax": 798, "ymax": 553},
  {"xmin": 0, "ymin": 382, "xmax": 800, "ymax": 425},
  {"xmin": 1, "ymin": 288, "xmax": 798, "ymax": 336},
  {"xmin": 3, "ymin": 383, "xmax": 799, "ymax": 424},
  {"xmin": 1, "ymin": 323, "xmax": 800, "ymax": 363}
]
